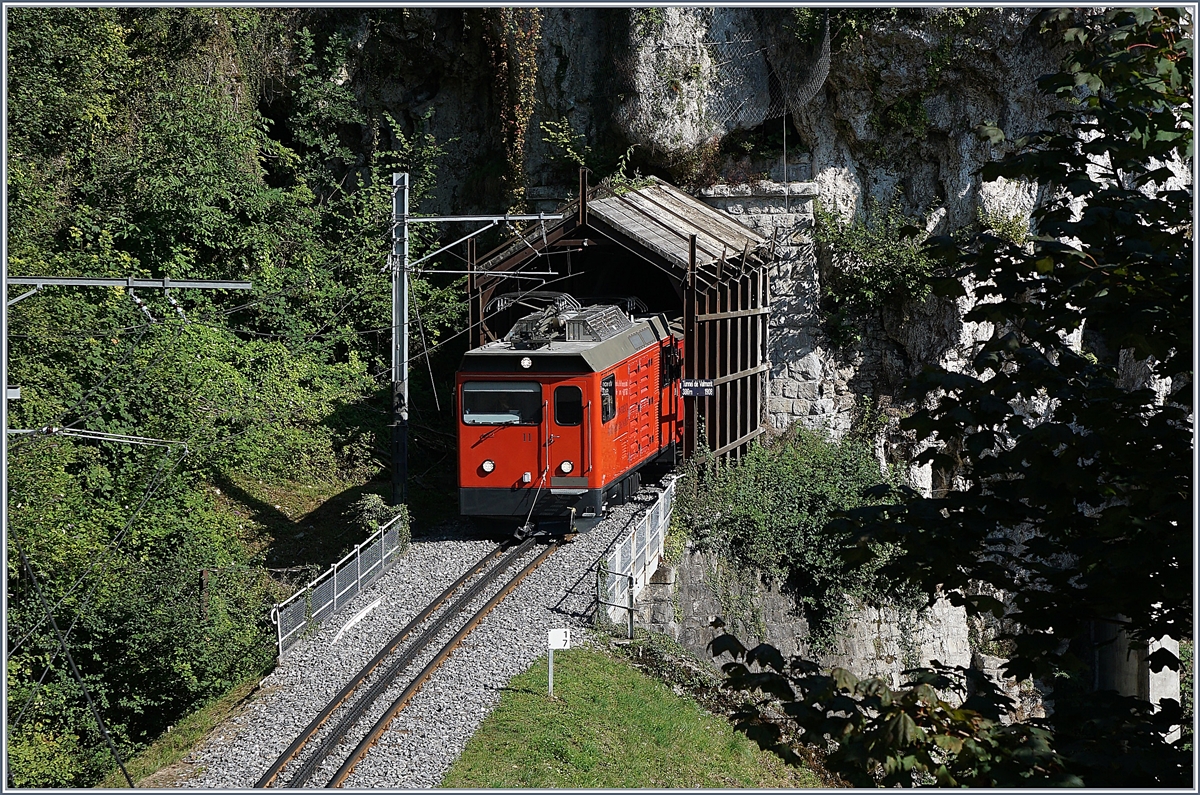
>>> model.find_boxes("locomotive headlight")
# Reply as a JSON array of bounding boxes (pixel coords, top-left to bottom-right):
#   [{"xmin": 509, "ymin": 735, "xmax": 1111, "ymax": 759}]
[
  {"xmin": 560, "ymin": 460, "xmax": 574, "ymax": 474},
  {"xmin": 481, "ymin": 459, "xmax": 496, "ymax": 473},
  {"xmin": 519, "ymin": 356, "xmax": 532, "ymax": 369}
]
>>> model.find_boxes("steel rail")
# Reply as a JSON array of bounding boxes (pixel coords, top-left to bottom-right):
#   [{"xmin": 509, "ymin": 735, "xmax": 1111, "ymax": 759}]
[
  {"xmin": 327, "ymin": 540, "xmax": 560, "ymax": 788},
  {"xmin": 282, "ymin": 537, "xmax": 542, "ymax": 788},
  {"xmin": 284, "ymin": 539, "xmax": 534, "ymax": 787},
  {"xmin": 254, "ymin": 541, "xmax": 512, "ymax": 788}
]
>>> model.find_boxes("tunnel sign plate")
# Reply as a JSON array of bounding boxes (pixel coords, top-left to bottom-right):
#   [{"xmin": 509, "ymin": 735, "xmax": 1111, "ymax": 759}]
[
  {"xmin": 681, "ymin": 379, "xmax": 715, "ymax": 397},
  {"xmin": 548, "ymin": 628, "xmax": 571, "ymax": 650}
]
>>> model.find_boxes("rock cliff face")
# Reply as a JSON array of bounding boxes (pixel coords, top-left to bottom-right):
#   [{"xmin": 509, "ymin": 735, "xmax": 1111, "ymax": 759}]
[
  {"xmin": 325, "ymin": 9, "xmax": 1059, "ymax": 215},
  {"xmin": 324, "ymin": 8, "xmax": 1070, "ymax": 676},
  {"xmin": 326, "ymin": 7, "xmax": 1060, "ymax": 436},
  {"xmin": 636, "ymin": 550, "xmax": 973, "ymax": 689}
]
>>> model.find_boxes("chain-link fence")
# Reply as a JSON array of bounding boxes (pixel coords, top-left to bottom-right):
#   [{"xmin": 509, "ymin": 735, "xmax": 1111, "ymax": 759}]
[
  {"xmin": 270, "ymin": 513, "xmax": 408, "ymax": 659},
  {"xmin": 597, "ymin": 477, "xmax": 676, "ymax": 635}
]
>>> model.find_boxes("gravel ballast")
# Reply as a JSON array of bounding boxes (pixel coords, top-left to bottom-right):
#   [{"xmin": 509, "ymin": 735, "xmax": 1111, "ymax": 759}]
[{"xmin": 180, "ymin": 487, "xmax": 664, "ymax": 788}]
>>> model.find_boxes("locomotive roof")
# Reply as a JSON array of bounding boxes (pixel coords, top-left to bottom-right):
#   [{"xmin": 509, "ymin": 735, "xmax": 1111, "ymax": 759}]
[{"xmin": 460, "ymin": 314, "xmax": 672, "ymax": 374}]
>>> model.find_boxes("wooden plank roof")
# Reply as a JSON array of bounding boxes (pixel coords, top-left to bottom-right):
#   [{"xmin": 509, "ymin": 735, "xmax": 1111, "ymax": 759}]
[{"xmin": 475, "ymin": 176, "xmax": 769, "ymax": 288}]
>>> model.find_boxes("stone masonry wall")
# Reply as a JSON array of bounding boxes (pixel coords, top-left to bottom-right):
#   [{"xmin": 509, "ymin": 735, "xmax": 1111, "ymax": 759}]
[
  {"xmin": 637, "ymin": 549, "xmax": 972, "ymax": 690},
  {"xmin": 699, "ymin": 178, "xmax": 851, "ymax": 433}
]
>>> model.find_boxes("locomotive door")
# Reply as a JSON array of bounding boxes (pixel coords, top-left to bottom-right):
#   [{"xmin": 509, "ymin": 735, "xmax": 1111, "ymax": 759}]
[{"xmin": 549, "ymin": 381, "xmax": 587, "ymax": 485}]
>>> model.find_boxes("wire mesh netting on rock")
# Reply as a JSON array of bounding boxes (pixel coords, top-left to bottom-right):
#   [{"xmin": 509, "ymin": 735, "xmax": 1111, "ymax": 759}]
[{"xmin": 610, "ymin": 10, "xmax": 830, "ymax": 149}]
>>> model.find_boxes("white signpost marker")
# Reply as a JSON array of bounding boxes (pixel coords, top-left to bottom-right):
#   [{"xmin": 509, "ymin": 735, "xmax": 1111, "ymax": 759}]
[{"xmin": 547, "ymin": 628, "xmax": 570, "ymax": 698}]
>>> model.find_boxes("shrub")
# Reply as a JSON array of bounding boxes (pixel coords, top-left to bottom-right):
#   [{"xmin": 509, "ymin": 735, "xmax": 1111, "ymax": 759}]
[
  {"xmin": 674, "ymin": 418, "xmax": 917, "ymax": 648},
  {"xmin": 813, "ymin": 194, "xmax": 934, "ymax": 346},
  {"xmin": 348, "ymin": 493, "xmax": 410, "ymax": 552}
]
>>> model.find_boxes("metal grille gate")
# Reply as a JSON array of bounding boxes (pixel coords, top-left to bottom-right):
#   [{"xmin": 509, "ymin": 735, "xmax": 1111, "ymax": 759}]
[{"xmin": 684, "ymin": 236, "xmax": 770, "ymax": 459}]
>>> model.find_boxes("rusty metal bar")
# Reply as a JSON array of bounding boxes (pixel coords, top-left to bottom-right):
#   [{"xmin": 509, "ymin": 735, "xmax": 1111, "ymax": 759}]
[
  {"xmin": 473, "ymin": 223, "xmax": 574, "ymax": 292},
  {"xmin": 712, "ymin": 363, "xmax": 769, "ymax": 387},
  {"xmin": 579, "ymin": 167, "xmax": 588, "ymax": 226},
  {"xmin": 686, "ymin": 236, "xmax": 698, "ymax": 457},
  {"xmin": 713, "ymin": 426, "xmax": 766, "ymax": 458},
  {"xmin": 700, "ymin": 283, "xmax": 710, "ymax": 451},
  {"xmin": 695, "ymin": 306, "xmax": 770, "ymax": 322},
  {"xmin": 761, "ymin": 267, "xmax": 770, "ymax": 430}
]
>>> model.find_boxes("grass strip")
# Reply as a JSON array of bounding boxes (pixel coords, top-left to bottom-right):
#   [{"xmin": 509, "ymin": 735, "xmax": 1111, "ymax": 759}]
[{"xmin": 441, "ymin": 646, "xmax": 825, "ymax": 788}]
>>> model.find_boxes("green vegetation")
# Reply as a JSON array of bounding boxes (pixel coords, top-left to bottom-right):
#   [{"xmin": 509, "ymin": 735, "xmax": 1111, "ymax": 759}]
[
  {"xmin": 716, "ymin": 634, "xmax": 1075, "ymax": 787},
  {"xmin": 631, "ymin": 7, "xmax": 666, "ymax": 38},
  {"xmin": 605, "ymin": 146, "xmax": 655, "ymax": 195},
  {"xmin": 441, "ymin": 647, "xmax": 823, "ymax": 788},
  {"xmin": 674, "ymin": 415, "xmax": 916, "ymax": 649},
  {"xmin": 349, "ymin": 493, "xmax": 410, "ymax": 550},
  {"xmin": 806, "ymin": 8, "xmax": 990, "ymax": 153},
  {"xmin": 721, "ymin": 8, "xmax": 1192, "ymax": 786},
  {"xmin": 487, "ymin": 8, "xmax": 542, "ymax": 209},
  {"xmin": 789, "ymin": 7, "xmax": 983, "ymax": 61},
  {"xmin": 813, "ymin": 195, "xmax": 934, "ymax": 346},
  {"xmin": 5, "ymin": 8, "xmax": 461, "ymax": 786},
  {"xmin": 975, "ymin": 206, "xmax": 1030, "ymax": 245},
  {"xmin": 540, "ymin": 118, "xmax": 591, "ymax": 169},
  {"xmin": 1182, "ymin": 639, "xmax": 1194, "ymax": 751},
  {"xmin": 789, "ymin": 8, "xmax": 903, "ymax": 52},
  {"xmin": 721, "ymin": 115, "xmax": 806, "ymax": 163},
  {"xmin": 538, "ymin": 120, "xmax": 665, "ymax": 193},
  {"xmin": 870, "ymin": 96, "xmax": 930, "ymax": 142},
  {"xmin": 94, "ymin": 673, "xmax": 263, "ymax": 787}
]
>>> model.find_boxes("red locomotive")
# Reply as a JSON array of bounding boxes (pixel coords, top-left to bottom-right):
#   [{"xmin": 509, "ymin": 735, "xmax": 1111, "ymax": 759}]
[{"xmin": 456, "ymin": 295, "xmax": 683, "ymax": 532}]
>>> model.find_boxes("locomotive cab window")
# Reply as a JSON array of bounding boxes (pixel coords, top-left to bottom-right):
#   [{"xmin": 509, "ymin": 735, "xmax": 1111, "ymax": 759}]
[
  {"xmin": 461, "ymin": 382, "xmax": 542, "ymax": 425},
  {"xmin": 601, "ymin": 375, "xmax": 616, "ymax": 423},
  {"xmin": 554, "ymin": 385, "xmax": 583, "ymax": 426}
]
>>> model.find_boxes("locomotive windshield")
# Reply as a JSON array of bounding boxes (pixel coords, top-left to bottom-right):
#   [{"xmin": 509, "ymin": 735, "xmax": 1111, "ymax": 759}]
[{"xmin": 461, "ymin": 381, "xmax": 542, "ymax": 425}]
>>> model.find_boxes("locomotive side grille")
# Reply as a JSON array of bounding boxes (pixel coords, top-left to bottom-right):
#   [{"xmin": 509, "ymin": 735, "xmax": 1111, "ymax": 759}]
[{"xmin": 565, "ymin": 305, "xmax": 633, "ymax": 342}]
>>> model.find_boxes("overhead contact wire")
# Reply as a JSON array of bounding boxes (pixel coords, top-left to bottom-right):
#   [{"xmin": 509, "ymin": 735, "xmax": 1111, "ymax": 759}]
[{"xmin": 12, "ymin": 538, "xmax": 136, "ymax": 788}]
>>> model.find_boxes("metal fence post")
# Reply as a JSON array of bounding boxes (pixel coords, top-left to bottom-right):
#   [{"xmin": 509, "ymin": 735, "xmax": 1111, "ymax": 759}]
[
  {"xmin": 272, "ymin": 608, "xmax": 283, "ymax": 660},
  {"xmin": 270, "ymin": 519, "xmax": 414, "ymax": 659},
  {"xmin": 627, "ymin": 574, "xmax": 635, "ymax": 639}
]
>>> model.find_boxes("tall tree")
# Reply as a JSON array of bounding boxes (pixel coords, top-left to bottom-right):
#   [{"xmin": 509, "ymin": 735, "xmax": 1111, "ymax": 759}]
[
  {"xmin": 5, "ymin": 8, "xmax": 455, "ymax": 785},
  {"xmin": 717, "ymin": 8, "xmax": 1192, "ymax": 786}
]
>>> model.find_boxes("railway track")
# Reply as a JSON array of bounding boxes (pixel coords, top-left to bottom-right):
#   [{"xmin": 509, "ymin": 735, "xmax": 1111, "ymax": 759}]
[{"xmin": 255, "ymin": 535, "xmax": 560, "ymax": 789}]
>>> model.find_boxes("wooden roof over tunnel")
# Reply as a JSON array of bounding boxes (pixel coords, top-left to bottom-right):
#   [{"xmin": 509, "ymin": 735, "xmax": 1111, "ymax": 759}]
[{"xmin": 471, "ymin": 175, "xmax": 770, "ymax": 294}]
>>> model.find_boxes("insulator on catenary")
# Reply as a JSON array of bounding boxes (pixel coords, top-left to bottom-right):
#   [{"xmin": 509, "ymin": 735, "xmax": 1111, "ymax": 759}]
[
  {"xmin": 163, "ymin": 289, "xmax": 189, "ymax": 322},
  {"xmin": 128, "ymin": 289, "xmax": 157, "ymax": 323}
]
